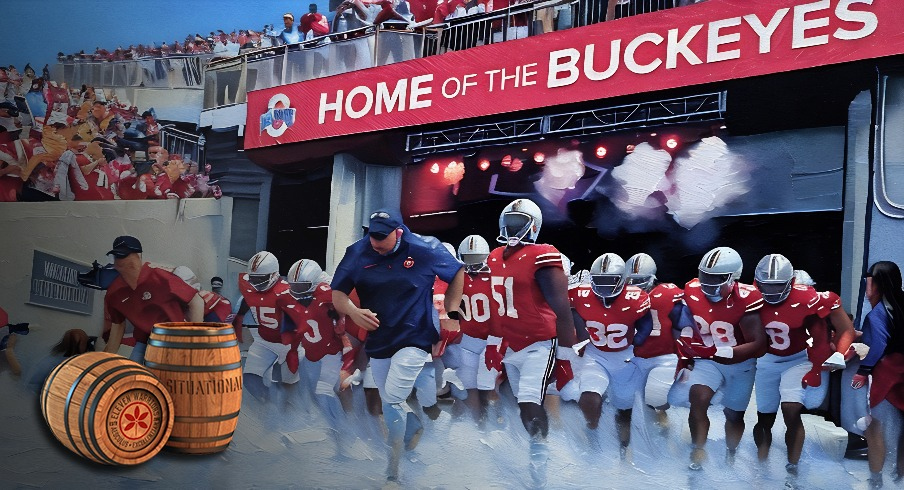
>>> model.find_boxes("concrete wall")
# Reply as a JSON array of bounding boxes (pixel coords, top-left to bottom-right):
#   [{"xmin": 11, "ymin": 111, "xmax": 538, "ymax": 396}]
[{"xmin": 0, "ymin": 198, "xmax": 232, "ymax": 337}]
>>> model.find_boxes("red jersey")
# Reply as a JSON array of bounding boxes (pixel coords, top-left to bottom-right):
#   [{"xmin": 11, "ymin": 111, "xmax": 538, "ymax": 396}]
[
  {"xmin": 104, "ymin": 263, "xmax": 199, "ymax": 344},
  {"xmin": 681, "ymin": 279, "xmax": 764, "ymax": 348},
  {"xmin": 634, "ymin": 282, "xmax": 683, "ymax": 359},
  {"xmin": 276, "ymin": 283, "xmax": 344, "ymax": 362},
  {"xmin": 569, "ymin": 285, "xmax": 651, "ymax": 352},
  {"xmin": 758, "ymin": 285, "xmax": 839, "ymax": 356},
  {"xmin": 238, "ymin": 274, "xmax": 290, "ymax": 344},
  {"xmin": 200, "ymin": 289, "xmax": 232, "ymax": 321},
  {"xmin": 459, "ymin": 270, "xmax": 495, "ymax": 340},
  {"xmin": 487, "ymin": 244, "xmax": 563, "ymax": 351}
]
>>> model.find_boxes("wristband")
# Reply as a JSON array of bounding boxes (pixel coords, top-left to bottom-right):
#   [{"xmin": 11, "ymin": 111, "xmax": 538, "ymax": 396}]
[
  {"xmin": 447, "ymin": 310, "xmax": 460, "ymax": 321},
  {"xmin": 486, "ymin": 335, "xmax": 503, "ymax": 347},
  {"xmin": 715, "ymin": 346, "xmax": 734, "ymax": 359},
  {"xmin": 556, "ymin": 345, "xmax": 579, "ymax": 363}
]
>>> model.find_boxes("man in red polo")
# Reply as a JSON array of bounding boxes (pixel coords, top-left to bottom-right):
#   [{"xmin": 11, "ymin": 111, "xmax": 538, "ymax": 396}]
[{"xmin": 103, "ymin": 235, "xmax": 204, "ymax": 364}]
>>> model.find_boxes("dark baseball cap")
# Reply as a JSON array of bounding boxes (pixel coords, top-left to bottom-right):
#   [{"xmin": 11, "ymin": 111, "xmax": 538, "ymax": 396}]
[
  {"xmin": 210, "ymin": 276, "xmax": 224, "ymax": 288},
  {"xmin": 367, "ymin": 210, "xmax": 402, "ymax": 239},
  {"xmin": 107, "ymin": 235, "xmax": 142, "ymax": 258}
]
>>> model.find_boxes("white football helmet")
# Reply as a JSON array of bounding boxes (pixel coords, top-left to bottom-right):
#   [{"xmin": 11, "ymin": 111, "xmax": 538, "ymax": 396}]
[
  {"xmin": 442, "ymin": 242, "xmax": 457, "ymax": 257},
  {"xmin": 698, "ymin": 246, "xmax": 743, "ymax": 302},
  {"xmin": 287, "ymin": 259, "xmax": 323, "ymax": 300},
  {"xmin": 172, "ymin": 265, "xmax": 201, "ymax": 291},
  {"xmin": 590, "ymin": 253, "xmax": 627, "ymax": 299},
  {"xmin": 497, "ymin": 198, "xmax": 542, "ymax": 246},
  {"xmin": 247, "ymin": 251, "xmax": 280, "ymax": 292},
  {"xmin": 625, "ymin": 253, "xmax": 657, "ymax": 292},
  {"xmin": 458, "ymin": 235, "xmax": 490, "ymax": 272},
  {"xmin": 793, "ymin": 269, "xmax": 816, "ymax": 287},
  {"xmin": 754, "ymin": 254, "xmax": 795, "ymax": 305}
]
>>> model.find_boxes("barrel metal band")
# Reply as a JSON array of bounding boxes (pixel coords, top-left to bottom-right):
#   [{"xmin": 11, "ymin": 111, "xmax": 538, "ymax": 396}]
[
  {"xmin": 42, "ymin": 354, "xmax": 81, "ymax": 426},
  {"xmin": 148, "ymin": 339, "xmax": 238, "ymax": 349},
  {"xmin": 174, "ymin": 411, "xmax": 240, "ymax": 423},
  {"xmin": 63, "ymin": 356, "xmax": 121, "ymax": 462},
  {"xmin": 145, "ymin": 361, "xmax": 242, "ymax": 372},
  {"xmin": 168, "ymin": 431, "xmax": 235, "ymax": 443},
  {"xmin": 151, "ymin": 327, "xmax": 235, "ymax": 337}
]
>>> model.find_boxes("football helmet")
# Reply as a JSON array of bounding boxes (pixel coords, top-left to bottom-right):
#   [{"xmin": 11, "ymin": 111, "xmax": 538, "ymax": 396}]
[
  {"xmin": 590, "ymin": 253, "xmax": 627, "ymax": 299},
  {"xmin": 458, "ymin": 235, "xmax": 490, "ymax": 272},
  {"xmin": 442, "ymin": 242, "xmax": 457, "ymax": 257},
  {"xmin": 625, "ymin": 253, "xmax": 657, "ymax": 292},
  {"xmin": 247, "ymin": 251, "xmax": 280, "ymax": 292},
  {"xmin": 287, "ymin": 259, "xmax": 323, "ymax": 300},
  {"xmin": 172, "ymin": 265, "xmax": 201, "ymax": 291},
  {"xmin": 793, "ymin": 269, "xmax": 815, "ymax": 287},
  {"xmin": 497, "ymin": 198, "xmax": 542, "ymax": 246},
  {"xmin": 697, "ymin": 246, "xmax": 743, "ymax": 302},
  {"xmin": 754, "ymin": 254, "xmax": 795, "ymax": 305}
]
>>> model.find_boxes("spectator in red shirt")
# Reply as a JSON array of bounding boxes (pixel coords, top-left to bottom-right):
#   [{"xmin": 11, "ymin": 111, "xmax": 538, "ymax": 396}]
[{"xmin": 300, "ymin": 3, "xmax": 331, "ymax": 39}]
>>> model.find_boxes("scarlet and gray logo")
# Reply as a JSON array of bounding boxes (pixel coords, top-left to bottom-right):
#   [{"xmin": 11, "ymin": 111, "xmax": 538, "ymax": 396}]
[{"xmin": 260, "ymin": 94, "xmax": 296, "ymax": 137}]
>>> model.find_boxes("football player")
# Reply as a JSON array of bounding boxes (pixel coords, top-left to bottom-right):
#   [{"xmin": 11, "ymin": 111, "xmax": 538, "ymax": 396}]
[
  {"xmin": 233, "ymin": 251, "xmax": 295, "ymax": 401},
  {"xmin": 570, "ymin": 253, "xmax": 653, "ymax": 458},
  {"xmin": 455, "ymin": 234, "xmax": 499, "ymax": 423},
  {"xmin": 625, "ymin": 253, "xmax": 685, "ymax": 431},
  {"xmin": 485, "ymin": 198, "xmax": 579, "ymax": 487},
  {"xmin": 751, "ymin": 254, "xmax": 854, "ymax": 475},
  {"xmin": 278, "ymin": 259, "xmax": 356, "ymax": 417},
  {"xmin": 670, "ymin": 246, "xmax": 767, "ymax": 470}
]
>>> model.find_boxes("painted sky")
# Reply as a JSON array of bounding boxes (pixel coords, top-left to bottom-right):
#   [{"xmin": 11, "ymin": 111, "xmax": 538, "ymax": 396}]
[{"xmin": 0, "ymin": 0, "xmax": 332, "ymax": 71}]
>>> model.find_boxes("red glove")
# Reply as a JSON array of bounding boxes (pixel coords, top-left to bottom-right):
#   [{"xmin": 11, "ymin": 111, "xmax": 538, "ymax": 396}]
[
  {"xmin": 851, "ymin": 373, "xmax": 868, "ymax": 389},
  {"xmin": 434, "ymin": 328, "xmax": 462, "ymax": 358},
  {"xmin": 286, "ymin": 348, "xmax": 300, "ymax": 374},
  {"xmin": 485, "ymin": 337, "xmax": 507, "ymax": 372},
  {"xmin": 802, "ymin": 366, "xmax": 822, "ymax": 388},
  {"xmin": 677, "ymin": 338, "xmax": 717, "ymax": 359},
  {"xmin": 554, "ymin": 359, "xmax": 574, "ymax": 391}
]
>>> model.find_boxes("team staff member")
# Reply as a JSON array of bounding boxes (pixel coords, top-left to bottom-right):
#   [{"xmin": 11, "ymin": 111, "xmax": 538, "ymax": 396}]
[
  {"xmin": 103, "ymin": 236, "xmax": 204, "ymax": 363},
  {"xmin": 331, "ymin": 209, "xmax": 464, "ymax": 482}
]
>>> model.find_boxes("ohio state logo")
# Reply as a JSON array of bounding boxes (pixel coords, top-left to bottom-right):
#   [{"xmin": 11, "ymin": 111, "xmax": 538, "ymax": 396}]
[
  {"xmin": 260, "ymin": 94, "xmax": 296, "ymax": 138},
  {"xmin": 403, "ymin": 257, "xmax": 414, "ymax": 268},
  {"xmin": 107, "ymin": 389, "xmax": 163, "ymax": 451}
]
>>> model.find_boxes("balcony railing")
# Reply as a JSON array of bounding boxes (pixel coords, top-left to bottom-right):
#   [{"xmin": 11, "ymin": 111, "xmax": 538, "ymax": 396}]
[
  {"xmin": 55, "ymin": 55, "xmax": 213, "ymax": 90},
  {"xmin": 199, "ymin": 0, "xmax": 698, "ymax": 110}
]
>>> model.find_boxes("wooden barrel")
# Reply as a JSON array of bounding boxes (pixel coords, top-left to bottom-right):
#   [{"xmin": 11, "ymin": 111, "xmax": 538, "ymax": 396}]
[
  {"xmin": 145, "ymin": 322, "xmax": 242, "ymax": 454},
  {"xmin": 40, "ymin": 351, "xmax": 174, "ymax": 465}
]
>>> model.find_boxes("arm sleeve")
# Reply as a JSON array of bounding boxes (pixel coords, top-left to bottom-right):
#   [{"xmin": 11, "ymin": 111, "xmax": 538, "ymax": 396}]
[
  {"xmin": 632, "ymin": 311, "xmax": 654, "ymax": 346},
  {"xmin": 858, "ymin": 308, "xmax": 891, "ymax": 374},
  {"xmin": 330, "ymin": 246, "xmax": 358, "ymax": 294},
  {"xmin": 671, "ymin": 302, "xmax": 694, "ymax": 340}
]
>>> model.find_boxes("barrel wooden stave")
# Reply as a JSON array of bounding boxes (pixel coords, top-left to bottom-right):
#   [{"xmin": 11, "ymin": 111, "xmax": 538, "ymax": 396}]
[
  {"xmin": 145, "ymin": 322, "xmax": 242, "ymax": 454},
  {"xmin": 40, "ymin": 351, "xmax": 174, "ymax": 465}
]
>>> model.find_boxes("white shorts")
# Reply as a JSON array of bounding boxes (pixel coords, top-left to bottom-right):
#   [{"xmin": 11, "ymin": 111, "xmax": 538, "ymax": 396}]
[
  {"xmin": 455, "ymin": 334, "xmax": 497, "ymax": 391},
  {"xmin": 244, "ymin": 331, "xmax": 298, "ymax": 385},
  {"xmin": 503, "ymin": 338, "xmax": 556, "ymax": 406},
  {"xmin": 545, "ymin": 377, "xmax": 582, "ymax": 402},
  {"xmin": 580, "ymin": 347, "xmax": 641, "ymax": 410},
  {"xmin": 313, "ymin": 352, "xmax": 342, "ymax": 397},
  {"xmin": 755, "ymin": 351, "xmax": 827, "ymax": 413},
  {"xmin": 362, "ymin": 362, "xmax": 378, "ymax": 389},
  {"xmin": 369, "ymin": 347, "xmax": 437, "ymax": 408},
  {"xmin": 633, "ymin": 354, "xmax": 677, "ymax": 408},
  {"xmin": 670, "ymin": 358, "xmax": 756, "ymax": 412}
]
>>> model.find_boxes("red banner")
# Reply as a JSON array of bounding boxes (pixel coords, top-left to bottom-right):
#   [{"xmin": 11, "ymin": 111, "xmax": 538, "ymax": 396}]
[{"xmin": 245, "ymin": 0, "xmax": 904, "ymax": 149}]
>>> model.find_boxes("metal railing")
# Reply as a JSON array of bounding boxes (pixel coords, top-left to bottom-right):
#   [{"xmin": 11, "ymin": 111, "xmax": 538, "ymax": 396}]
[
  {"xmin": 198, "ymin": 0, "xmax": 698, "ymax": 110},
  {"xmin": 159, "ymin": 126, "xmax": 206, "ymax": 169},
  {"xmin": 55, "ymin": 55, "xmax": 212, "ymax": 90}
]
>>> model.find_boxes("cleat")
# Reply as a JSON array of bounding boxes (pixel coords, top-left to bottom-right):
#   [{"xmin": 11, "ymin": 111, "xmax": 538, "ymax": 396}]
[
  {"xmin": 689, "ymin": 446, "xmax": 706, "ymax": 471},
  {"xmin": 725, "ymin": 448, "xmax": 736, "ymax": 466},
  {"xmin": 403, "ymin": 412, "xmax": 424, "ymax": 451},
  {"xmin": 785, "ymin": 463, "xmax": 798, "ymax": 476}
]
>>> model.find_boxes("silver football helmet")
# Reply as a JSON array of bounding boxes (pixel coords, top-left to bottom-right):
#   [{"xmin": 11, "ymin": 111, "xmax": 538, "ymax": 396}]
[
  {"xmin": 590, "ymin": 253, "xmax": 627, "ymax": 299},
  {"xmin": 754, "ymin": 254, "xmax": 795, "ymax": 305},
  {"xmin": 458, "ymin": 235, "xmax": 490, "ymax": 272},
  {"xmin": 247, "ymin": 251, "xmax": 280, "ymax": 292},
  {"xmin": 287, "ymin": 259, "xmax": 323, "ymax": 300},
  {"xmin": 625, "ymin": 253, "xmax": 657, "ymax": 292},
  {"xmin": 698, "ymin": 246, "xmax": 743, "ymax": 302},
  {"xmin": 497, "ymin": 198, "xmax": 542, "ymax": 246}
]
